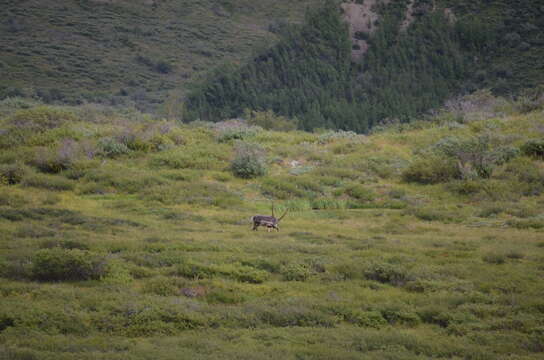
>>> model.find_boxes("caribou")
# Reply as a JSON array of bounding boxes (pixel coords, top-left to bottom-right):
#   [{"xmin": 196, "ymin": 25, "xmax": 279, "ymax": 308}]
[{"xmin": 251, "ymin": 204, "xmax": 288, "ymax": 232}]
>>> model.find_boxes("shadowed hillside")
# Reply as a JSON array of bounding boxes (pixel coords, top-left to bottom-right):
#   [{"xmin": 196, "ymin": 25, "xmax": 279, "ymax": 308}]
[{"xmin": 0, "ymin": 0, "xmax": 321, "ymax": 112}]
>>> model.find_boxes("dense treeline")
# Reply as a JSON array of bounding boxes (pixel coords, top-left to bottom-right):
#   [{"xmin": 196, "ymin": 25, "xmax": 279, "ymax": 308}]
[
  {"xmin": 185, "ymin": 0, "xmax": 543, "ymax": 132},
  {"xmin": 185, "ymin": 0, "xmax": 354, "ymax": 130}
]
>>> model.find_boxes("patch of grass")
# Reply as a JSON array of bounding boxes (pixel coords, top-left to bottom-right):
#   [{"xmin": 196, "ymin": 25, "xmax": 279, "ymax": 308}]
[{"xmin": 21, "ymin": 173, "xmax": 75, "ymax": 191}]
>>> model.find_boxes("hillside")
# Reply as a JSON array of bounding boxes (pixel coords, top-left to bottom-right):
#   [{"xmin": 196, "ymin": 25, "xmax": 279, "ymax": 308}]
[
  {"xmin": 2, "ymin": 0, "xmax": 543, "ymax": 131},
  {"xmin": 186, "ymin": 0, "xmax": 544, "ymax": 131},
  {"xmin": 1, "ymin": 95, "xmax": 543, "ymax": 358},
  {"xmin": 0, "ymin": 0, "xmax": 321, "ymax": 112}
]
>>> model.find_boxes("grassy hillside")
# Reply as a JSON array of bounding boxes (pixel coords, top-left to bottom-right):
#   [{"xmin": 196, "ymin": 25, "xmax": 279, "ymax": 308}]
[
  {"xmin": 0, "ymin": 95, "xmax": 543, "ymax": 359},
  {"xmin": 0, "ymin": 0, "xmax": 320, "ymax": 112}
]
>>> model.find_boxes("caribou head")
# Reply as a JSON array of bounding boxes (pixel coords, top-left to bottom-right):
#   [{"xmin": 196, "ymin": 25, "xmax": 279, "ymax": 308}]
[{"xmin": 251, "ymin": 204, "xmax": 288, "ymax": 232}]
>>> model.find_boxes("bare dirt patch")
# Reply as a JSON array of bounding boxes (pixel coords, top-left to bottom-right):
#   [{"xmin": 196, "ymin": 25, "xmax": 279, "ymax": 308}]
[{"xmin": 341, "ymin": 0, "xmax": 388, "ymax": 60}]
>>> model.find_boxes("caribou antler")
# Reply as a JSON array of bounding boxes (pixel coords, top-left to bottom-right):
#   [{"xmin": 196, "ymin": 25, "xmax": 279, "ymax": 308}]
[{"xmin": 277, "ymin": 208, "xmax": 288, "ymax": 222}]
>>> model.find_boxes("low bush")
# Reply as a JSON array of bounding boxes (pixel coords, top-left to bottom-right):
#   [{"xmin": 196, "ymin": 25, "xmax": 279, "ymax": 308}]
[
  {"xmin": 214, "ymin": 120, "xmax": 261, "ymax": 142},
  {"xmin": 345, "ymin": 184, "xmax": 375, "ymax": 202},
  {"xmin": 142, "ymin": 276, "xmax": 181, "ymax": 296},
  {"xmin": 406, "ymin": 207, "xmax": 461, "ymax": 223},
  {"xmin": 346, "ymin": 310, "xmax": 388, "ymax": 328},
  {"xmin": 32, "ymin": 248, "xmax": 108, "ymax": 281},
  {"xmin": 281, "ymin": 263, "xmax": 312, "ymax": 281},
  {"xmin": 521, "ymin": 139, "xmax": 544, "ymax": 159},
  {"xmin": 230, "ymin": 142, "xmax": 267, "ymax": 178},
  {"xmin": 97, "ymin": 137, "xmax": 131, "ymax": 158},
  {"xmin": 402, "ymin": 156, "xmax": 460, "ymax": 184},
  {"xmin": 0, "ymin": 162, "xmax": 27, "ymax": 184},
  {"xmin": 482, "ymin": 253, "xmax": 506, "ymax": 264},
  {"xmin": 364, "ymin": 262, "xmax": 409, "ymax": 286},
  {"xmin": 6, "ymin": 106, "xmax": 77, "ymax": 132}
]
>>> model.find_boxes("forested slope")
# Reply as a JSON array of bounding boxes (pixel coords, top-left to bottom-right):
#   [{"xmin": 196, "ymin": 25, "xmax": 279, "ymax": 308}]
[{"xmin": 186, "ymin": 0, "xmax": 544, "ymax": 132}]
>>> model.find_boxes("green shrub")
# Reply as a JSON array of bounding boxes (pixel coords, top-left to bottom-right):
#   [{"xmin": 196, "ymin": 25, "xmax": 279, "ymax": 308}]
[
  {"xmin": 230, "ymin": 142, "xmax": 267, "ymax": 178},
  {"xmin": 218, "ymin": 264, "xmax": 270, "ymax": 284},
  {"xmin": 142, "ymin": 276, "xmax": 180, "ymax": 296},
  {"xmin": 482, "ymin": 253, "xmax": 506, "ymax": 264},
  {"xmin": 345, "ymin": 184, "xmax": 375, "ymax": 202},
  {"xmin": 7, "ymin": 106, "xmax": 77, "ymax": 132},
  {"xmin": 281, "ymin": 263, "xmax": 312, "ymax": 281},
  {"xmin": 402, "ymin": 156, "xmax": 460, "ymax": 184},
  {"xmin": 21, "ymin": 173, "xmax": 75, "ymax": 191},
  {"xmin": 346, "ymin": 310, "xmax": 388, "ymax": 328},
  {"xmin": 0, "ymin": 162, "xmax": 27, "ymax": 184},
  {"xmin": 521, "ymin": 139, "xmax": 544, "ymax": 159},
  {"xmin": 506, "ymin": 218, "xmax": 544, "ymax": 229},
  {"xmin": 364, "ymin": 262, "xmax": 408, "ymax": 286},
  {"xmin": 214, "ymin": 121, "xmax": 261, "ymax": 142},
  {"xmin": 406, "ymin": 207, "xmax": 460, "ymax": 223},
  {"xmin": 97, "ymin": 137, "xmax": 131, "ymax": 158},
  {"xmin": 149, "ymin": 145, "xmax": 229, "ymax": 170},
  {"xmin": 32, "ymin": 248, "xmax": 108, "ymax": 281},
  {"xmin": 174, "ymin": 261, "xmax": 216, "ymax": 279}
]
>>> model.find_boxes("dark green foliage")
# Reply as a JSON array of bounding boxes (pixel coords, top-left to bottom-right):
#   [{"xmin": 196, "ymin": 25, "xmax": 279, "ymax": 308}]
[
  {"xmin": 281, "ymin": 263, "xmax": 312, "ymax": 281},
  {"xmin": 345, "ymin": 184, "xmax": 375, "ymax": 202},
  {"xmin": 0, "ymin": 162, "xmax": 27, "ymax": 184},
  {"xmin": 230, "ymin": 142, "xmax": 267, "ymax": 178},
  {"xmin": 6, "ymin": 106, "xmax": 76, "ymax": 132},
  {"xmin": 521, "ymin": 139, "xmax": 544, "ymax": 159},
  {"xmin": 364, "ymin": 262, "xmax": 409, "ymax": 286},
  {"xmin": 186, "ymin": 0, "xmax": 544, "ymax": 133},
  {"xmin": 31, "ymin": 248, "xmax": 108, "ymax": 281},
  {"xmin": 402, "ymin": 156, "xmax": 460, "ymax": 184},
  {"xmin": 97, "ymin": 137, "xmax": 131, "ymax": 158},
  {"xmin": 186, "ymin": 0, "xmax": 355, "ymax": 131}
]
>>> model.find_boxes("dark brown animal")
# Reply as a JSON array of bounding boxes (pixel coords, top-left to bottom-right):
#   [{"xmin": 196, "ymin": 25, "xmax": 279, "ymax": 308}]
[{"xmin": 251, "ymin": 204, "xmax": 288, "ymax": 232}]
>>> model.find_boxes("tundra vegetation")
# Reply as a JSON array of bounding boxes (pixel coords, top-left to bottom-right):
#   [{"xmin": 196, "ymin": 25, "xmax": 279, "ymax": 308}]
[{"xmin": 0, "ymin": 94, "xmax": 543, "ymax": 359}]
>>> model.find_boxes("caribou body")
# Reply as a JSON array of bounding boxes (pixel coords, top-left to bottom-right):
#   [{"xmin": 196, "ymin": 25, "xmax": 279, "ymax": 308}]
[{"xmin": 252, "ymin": 204, "xmax": 287, "ymax": 232}]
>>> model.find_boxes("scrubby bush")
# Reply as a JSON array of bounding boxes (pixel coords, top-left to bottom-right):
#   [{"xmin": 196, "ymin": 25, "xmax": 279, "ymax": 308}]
[
  {"xmin": 230, "ymin": 142, "xmax": 267, "ymax": 178},
  {"xmin": 521, "ymin": 139, "xmax": 544, "ymax": 159},
  {"xmin": 431, "ymin": 135, "xmax": 519, "ymax": 179},
  {"xmin": 213, "ymin": 120, "xmax": 261, "ymax": 142},
  {"xmin": 281, "ymin": 263, "xmax": 312, "ymax": 281},
  {"xmin": 32, "ymin": 248, "xmax": 108, "ymax": 281},
  {"xmin": 482, "ymin": 253, "xmax": 506, "ymax": 264},
  {"xmin": 97, "ymin": 137, "xmax": 131, "ymax": 158},
  {"xmin": 402, "ymin": 156, "xmax": 460, "ymax": 184},
  {"xmin": 364, "ymin": 262, "xmax": 408, "ymax": 286},
  {"xmin": 0, "ymin": 162, "xmax": 27, "ymax": 184},
  {"xmin": 245, "ymin": 109, "xmax": 297, "ymax": 131},
  {"xmin": 6, "ymin": 106, "xmax": 77, "ymax": 131},
  {"xmin": 142, "ymin": 276, "xmax": 180, "ymax": 296},
  {"xmin": 345, "ymin": 184, "xmax": 375, "ymax": 202}
]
